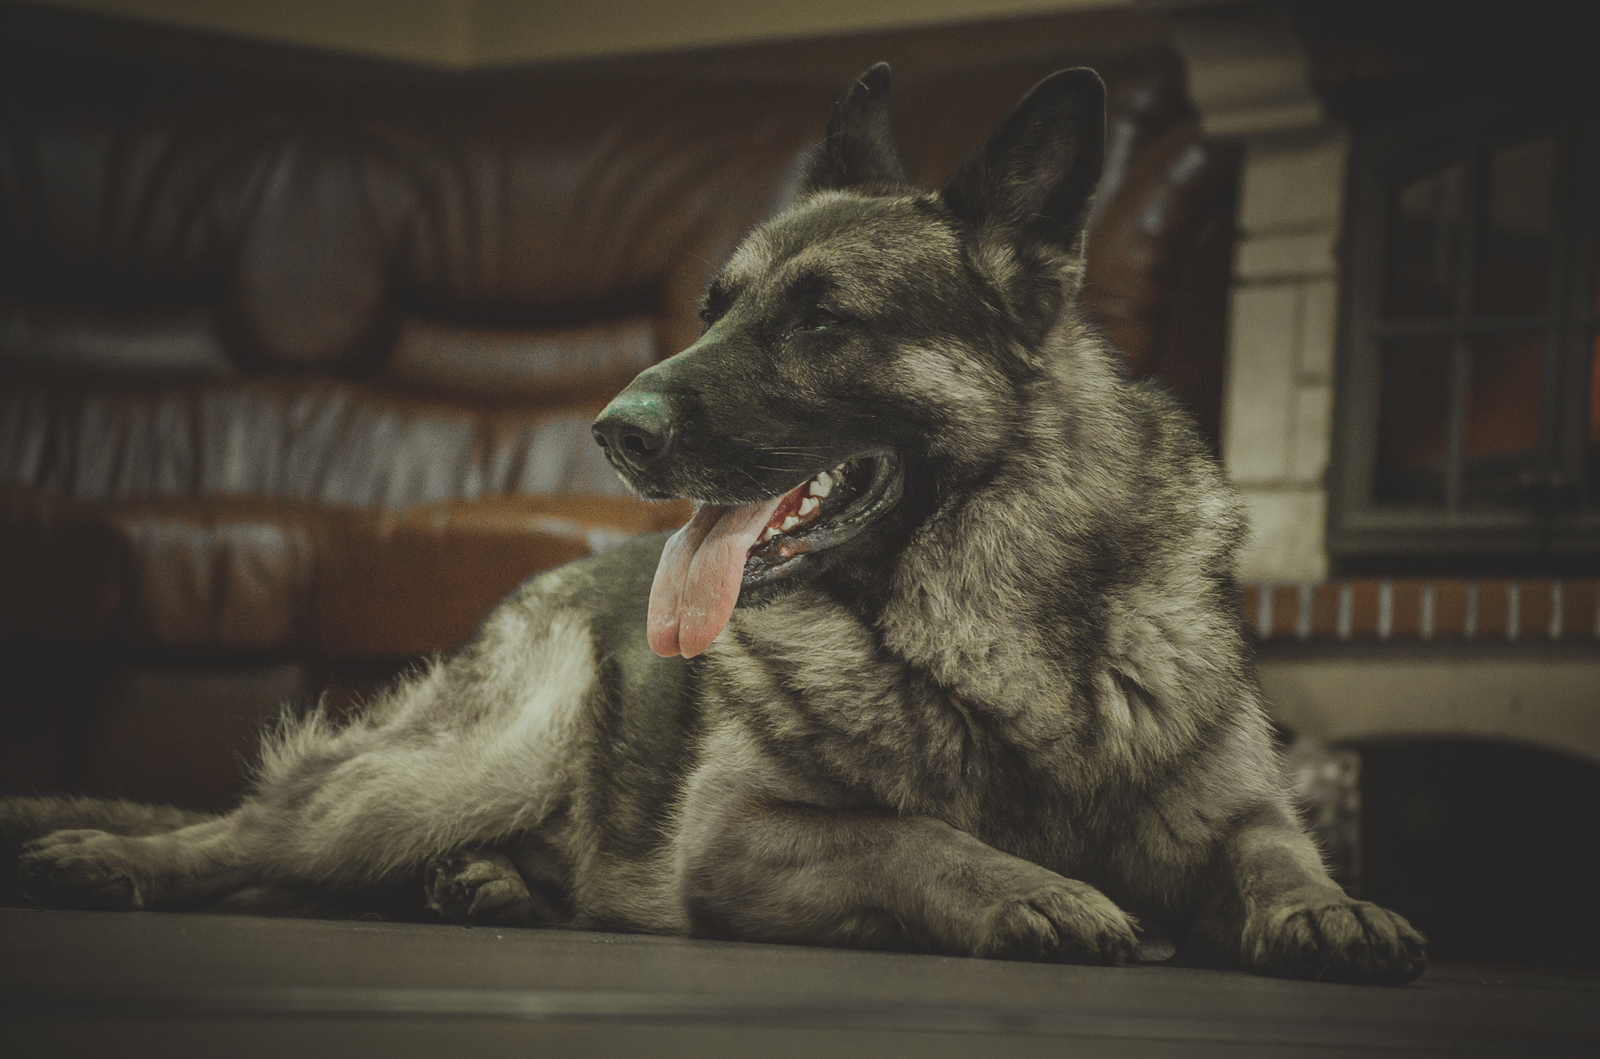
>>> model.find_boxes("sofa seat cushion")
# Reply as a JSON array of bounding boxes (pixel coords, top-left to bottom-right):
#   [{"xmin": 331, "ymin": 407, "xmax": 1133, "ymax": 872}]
[{"xmin": 0, "ymin": 486, "xmax": 687, "ymax": 656}]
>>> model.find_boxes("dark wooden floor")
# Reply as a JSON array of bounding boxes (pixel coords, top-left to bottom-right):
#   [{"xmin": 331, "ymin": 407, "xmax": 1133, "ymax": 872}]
[{"xmin": 2, "ymin": 906, "xmax": 1595, "ymax": 1058}]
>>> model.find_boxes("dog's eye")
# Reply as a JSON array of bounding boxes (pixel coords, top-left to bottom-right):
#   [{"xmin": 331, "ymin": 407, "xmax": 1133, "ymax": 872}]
[{"xmin": 800, "ymin": 310, "xmax": 840, "ymax": 334}]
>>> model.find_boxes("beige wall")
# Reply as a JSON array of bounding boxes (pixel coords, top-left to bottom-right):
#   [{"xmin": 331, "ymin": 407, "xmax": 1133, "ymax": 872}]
[
  {"xmin": 1260, "ymin": 656, "xmax": 1600, "ymax": 767},
  {"xmin": 28, "ymin": 0, "xmax": 1130, "ymax": 67}
]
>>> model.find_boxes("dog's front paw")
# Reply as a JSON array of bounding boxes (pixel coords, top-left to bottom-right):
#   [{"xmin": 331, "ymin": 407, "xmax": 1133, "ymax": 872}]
[
  {"xmin": 974, "ymin": 877, "xmax": 1139, "ymax": 965},
  {"xmin": 19, "ymin": 829, "xmax": 145, "ymax": 910},
  {"xmin": 1245, "ymin": 886, "xmax": 1427, "ymax": 985},
  {"xmin": 424, "ymin": 848, "xmax": 543, "ymax": 927}
]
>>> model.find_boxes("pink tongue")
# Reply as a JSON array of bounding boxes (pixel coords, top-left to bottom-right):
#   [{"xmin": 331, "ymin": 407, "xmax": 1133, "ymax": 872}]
[{"xmin": 648, "ymin": 494, "xmax": 786, "ymax": 658}]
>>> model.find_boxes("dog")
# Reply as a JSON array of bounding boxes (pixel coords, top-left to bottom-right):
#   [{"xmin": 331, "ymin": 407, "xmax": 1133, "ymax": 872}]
[{"xmin": 5, "ymin": 64, "xmax": 1426, "ymax": 984}]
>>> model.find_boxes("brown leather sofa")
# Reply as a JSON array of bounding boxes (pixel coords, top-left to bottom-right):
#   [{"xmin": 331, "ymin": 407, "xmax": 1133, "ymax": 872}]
[{"xmin": 0, "ymin": 6, "xmax": 1238, "ymax": 810}]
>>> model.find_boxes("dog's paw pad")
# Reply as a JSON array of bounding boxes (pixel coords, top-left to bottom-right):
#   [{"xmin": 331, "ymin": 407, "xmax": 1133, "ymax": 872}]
[
  {"xmin": 1247, "ymin": 887, "xmax": 1427, "ymax": 984},
  {"xmin": 976, "ymin": 879, "xmax": 1138, "ymax": 965},
  {"xmin": 424, "ymin": 849, "xmax": 541, "ymax": 927},
  {"xmin": 19, "ymin": 830, "xmax": 145, "ymax": 911}
]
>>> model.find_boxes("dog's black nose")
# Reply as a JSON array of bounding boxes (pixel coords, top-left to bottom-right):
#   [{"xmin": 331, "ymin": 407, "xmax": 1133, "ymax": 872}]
[{"xmin": 593, "ymin": 391, "xmax": 674, "ymax": 471}]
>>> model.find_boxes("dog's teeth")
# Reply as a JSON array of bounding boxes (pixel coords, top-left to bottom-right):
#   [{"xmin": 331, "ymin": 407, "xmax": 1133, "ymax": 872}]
[
  {"xmin": 763, "ymin": 527, "xmax": 781, "ymax": 541},
  {"xmin": 810, "ymin": 472, "xmax": 833, "ymax": 498},
  {"xmin": 799, "ymin": 497, "xmax": 819, "ymax": 517},
  {"xmin": 780, "ymin": 515, "xmax": 800, "ymax": 532}
]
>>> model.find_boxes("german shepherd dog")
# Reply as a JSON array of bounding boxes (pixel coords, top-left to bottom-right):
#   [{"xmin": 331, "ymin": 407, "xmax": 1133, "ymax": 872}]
[{"xmin": 6, "ymin": 65, "xmax": 1426, "ymax": 984}]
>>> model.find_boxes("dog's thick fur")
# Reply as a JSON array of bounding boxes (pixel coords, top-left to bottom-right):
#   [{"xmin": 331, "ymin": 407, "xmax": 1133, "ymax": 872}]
[{"xmin": 5, "ymin": 66, "xmax": 1425, "ymax": 984}]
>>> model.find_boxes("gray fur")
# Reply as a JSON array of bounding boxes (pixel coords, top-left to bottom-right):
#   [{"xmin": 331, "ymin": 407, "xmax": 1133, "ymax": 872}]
[{"xmin": 5, "ymin": 66, "xmax": 1425, "ymax": 985}]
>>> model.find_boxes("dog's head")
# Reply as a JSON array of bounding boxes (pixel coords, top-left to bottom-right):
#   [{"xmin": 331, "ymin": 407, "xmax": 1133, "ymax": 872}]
[{"xmin": 593, "ymin": 63, "xmax": 1106, "ymax": 657}]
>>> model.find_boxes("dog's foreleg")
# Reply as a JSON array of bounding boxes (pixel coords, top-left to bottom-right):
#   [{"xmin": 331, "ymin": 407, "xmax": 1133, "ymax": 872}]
[
  {"xmin": 1184, "ymin": 802, "xmax": 1427, "ymax": 984},
  {"xmin": 675, "ymin": 752, "xmax": 1138, "ymax": 963}
]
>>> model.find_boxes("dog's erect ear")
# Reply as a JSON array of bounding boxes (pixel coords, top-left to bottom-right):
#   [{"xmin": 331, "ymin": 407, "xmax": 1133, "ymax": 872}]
[
  {"xmin": 939, "ymin": 68, "xmax": 1106, "ymax": 252},
  {"xmin": 799, "ymin": 63, "xmax": 910, "ymax": 194}
]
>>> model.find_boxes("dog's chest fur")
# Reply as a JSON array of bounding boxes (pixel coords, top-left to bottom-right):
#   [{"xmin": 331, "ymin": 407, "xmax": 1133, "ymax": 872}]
[{"xmin": 704, "ymin": 587, "xmax": 1237, "ymax": 903}]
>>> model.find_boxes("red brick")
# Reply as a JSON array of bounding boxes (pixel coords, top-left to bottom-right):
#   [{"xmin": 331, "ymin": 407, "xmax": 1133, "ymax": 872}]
[
  {"xmin": 1564, "ymin": 580, "xmax": 1599, "ymax": 640},
  {"xmin": 1349, "ymin": 579, "xmax": 1381, "ymax": 638},
  {"xmin": 1390, "ymin": 579, "xmax": 1426, "ymax": 639},
  {"xmin": 1477, "ymin": 580, "xmax": 1511, "ymax": 639},
  {"xmin": 1520, "ymin": 579, "xmax": 1554, "ymax": 641},
  {"xmin": 1271, "ymin": 584, "xmax": 1300, "ymax": 639},
  {"xmin": 1434, "ymin": 580, "xmax": 1470, "ymax": 638}
]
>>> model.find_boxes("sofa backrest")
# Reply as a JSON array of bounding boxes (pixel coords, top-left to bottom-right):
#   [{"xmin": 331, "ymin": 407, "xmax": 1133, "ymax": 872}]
[{"xmin": 1, "ymin": 15, "xmax": 1238, "ymax": 505}]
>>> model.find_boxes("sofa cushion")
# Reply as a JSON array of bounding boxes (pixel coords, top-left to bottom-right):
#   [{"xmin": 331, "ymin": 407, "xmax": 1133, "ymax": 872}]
[
  {"xmin": 122, "ymin": 502, "xmax": 313, "ymax": 651},
  {"xmin": 308, "ymin": 495, "xmax": 686, "ymax": 658},
  {"xmin": 0, "ymin": 487, "xmax": 688, "ymax": 655}
]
